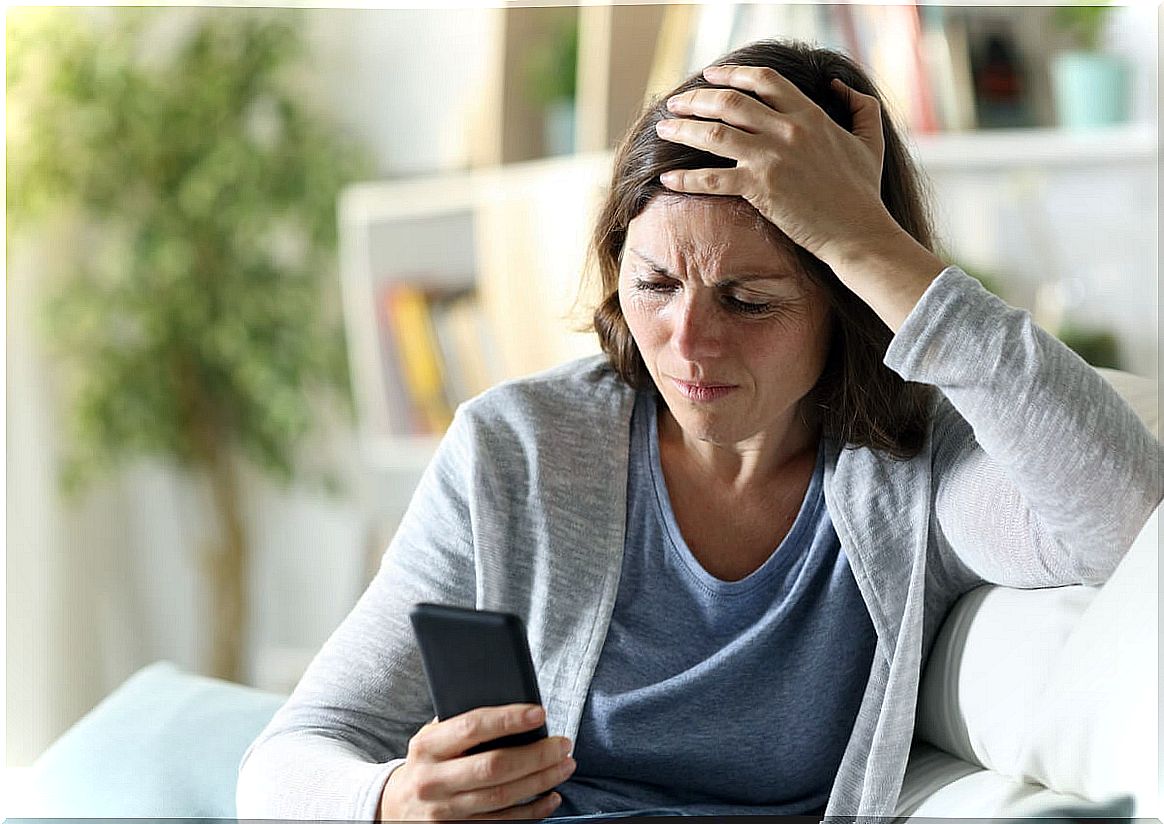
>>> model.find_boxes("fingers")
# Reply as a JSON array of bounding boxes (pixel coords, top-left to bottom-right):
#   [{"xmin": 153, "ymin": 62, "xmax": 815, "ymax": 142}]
[
  {"xmin": 658, "ymin": 166, "xmax": 746, "ymax": 197},
  {"xmin": 449, "ymin": 737, "xmax": 573, "ymax": 793},
  {"xmin": 702, "ymin": 63, "xmax": 807, "ymax": 112},
  {"xmin": 410, "ymin": 704, "xmax": 546, "ymax": 761},
  {"xmin": 666, "ymin": 87, "xmax": 777, "ymax": 134},
  {"xmin": 465, "ymin": 791, "xmax": 563, "ymax": 820},
  {"xmin": 445, "ymin": 751, "xmax": 576, "ymax": 817},
  {"xmin": 655, "ymin": 116, "xmax": 754, "ymax": 161}
]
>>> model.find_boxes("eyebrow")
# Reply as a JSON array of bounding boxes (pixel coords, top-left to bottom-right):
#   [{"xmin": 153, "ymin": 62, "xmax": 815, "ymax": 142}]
[{"xmin": 628, "ymin": 248, "xmax": 795, "ymax": 286}]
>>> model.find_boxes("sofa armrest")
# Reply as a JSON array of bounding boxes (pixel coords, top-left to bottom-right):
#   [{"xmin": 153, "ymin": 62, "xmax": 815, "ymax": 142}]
[{"xmin": 18, "ymin": 660, "xmax": 287, "ymax": 818}]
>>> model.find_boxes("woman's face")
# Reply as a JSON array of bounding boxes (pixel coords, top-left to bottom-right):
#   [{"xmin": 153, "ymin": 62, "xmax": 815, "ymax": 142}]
[{"xmin": 618, "ymin": 195, "xmax": 832, "ymax": 448}]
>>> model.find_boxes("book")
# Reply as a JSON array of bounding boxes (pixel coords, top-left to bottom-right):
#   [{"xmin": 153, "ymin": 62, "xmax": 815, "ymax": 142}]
[
  {"xmin": 441, "ymin": 296, "xmax": 504, "ymax": 402},
  {"xmin": 849, "ymin": 3, "xmax": 938, "ymax": 135},
  {"xmin": 381, "ymin": 282, "xmax": 454, "ymax": 435},
  {"xmin": 919, "ymin": 6, "xmax": 978, "ymax": 132},
  {"xmin": 375, "ymin": 280, "xmax": 422, "ymax": 436},
  {"xmin": 731, "ymin": 3, "xmax": 828, "ymax": 50}
]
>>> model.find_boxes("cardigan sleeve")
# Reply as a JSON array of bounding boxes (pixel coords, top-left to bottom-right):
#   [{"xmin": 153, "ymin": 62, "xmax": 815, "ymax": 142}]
[
  {"xmin": 883, "ymin": 266, "xmax": 1162, "ymax": 588},
  {"xmin": 235, "ymin": 405, "xmax": 480, "ymax": 821}
]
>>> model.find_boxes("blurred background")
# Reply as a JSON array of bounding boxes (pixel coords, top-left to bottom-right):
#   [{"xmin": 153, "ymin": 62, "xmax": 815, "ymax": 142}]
[{"xmin": 6, "ymin": 0, "xmax": 1159, "ymax": 781}]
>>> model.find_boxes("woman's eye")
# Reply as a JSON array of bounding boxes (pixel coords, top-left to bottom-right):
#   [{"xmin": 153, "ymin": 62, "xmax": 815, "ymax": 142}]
[
  {"xmin": 632, "ymin": 277, "xmax": 777, "ymax": 315},
  {"xmin": 632, "ymin": 278, "xmax": 676, "ymax": 294},
  {"xmin": 725, "ymin": 295, "xmax": 774, "ymax": 315}
]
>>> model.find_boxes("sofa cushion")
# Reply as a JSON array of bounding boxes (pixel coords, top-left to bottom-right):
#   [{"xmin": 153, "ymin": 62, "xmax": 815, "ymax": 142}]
[
  {"xmin": 915, "ymin": 581, "xmax": 1096, "ymax": 772},
  {"xmin": 917, "ymin": 505, "xmax": 1159, "ymax": 814},
  {"xmin": 22, "ymin": 660, "xmax": 287, "ymax": 817}
]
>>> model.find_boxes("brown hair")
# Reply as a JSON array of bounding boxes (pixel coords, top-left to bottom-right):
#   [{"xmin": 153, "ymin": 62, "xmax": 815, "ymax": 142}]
[{"xmin": 583, "ymin": 39, "xmax": 936, "ymax": 459}]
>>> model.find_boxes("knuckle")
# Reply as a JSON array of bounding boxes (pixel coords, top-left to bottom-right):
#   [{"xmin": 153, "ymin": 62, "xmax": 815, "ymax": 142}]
[
  {"xmin": 414, "ymin": 776, "xmax": 440, "ymax": 802},
  {"xmin": 721, "ymin": 91, "xmax": 745, "ymax": 112},
  {"xmin": 707, "ymin": 123, "xmax": 727, "ymax": 142},
  {"xmin": 428, "ymin": 801, "xmax": 454, "ymax": 820},
  {"xmin": 485, "ymin": 784, "xmax": 509, "ymax": 809},
  {"xmin": 705, "ymin": 172, "xmax": 722, "ymax": 190},
  {"xmin": 543, "ymin": 739, "xmax": 566, "ymax": 765},
  {"xmin": 456, "ymin": 713, "xmax": 479, "ymax": 740},
  {"xmin": 478, "ymin": 751, "xmax": 506, "ymax": 782}
]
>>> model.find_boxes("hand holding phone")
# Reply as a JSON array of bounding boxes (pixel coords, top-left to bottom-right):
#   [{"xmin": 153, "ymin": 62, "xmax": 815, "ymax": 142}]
[
  {"xmin": 378, "ymin": 703, "xmax": 575, "ymax": 821},
  {"xmin": 376, "ymin": 604, "xmax": 576, "ymax": 821}
]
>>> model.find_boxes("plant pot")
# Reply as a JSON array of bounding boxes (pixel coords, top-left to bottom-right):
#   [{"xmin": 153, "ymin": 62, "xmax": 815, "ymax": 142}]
[
  {"xmin": 1050, "ymin": 51, "xmax": 1130, "ymax": 128},
  {"xmin": 542, "ymin": 98, "xmax": 575, "ymax": 157}
]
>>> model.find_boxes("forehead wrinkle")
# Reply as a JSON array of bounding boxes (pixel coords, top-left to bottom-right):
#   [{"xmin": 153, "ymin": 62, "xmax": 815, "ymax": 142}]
[
  {"xmin": 633, "ymin": 194, "xmax": 800, "ymax": 272},
  {"xmin": 627, "ymin": 246, "xmax": 797, "ymax": 287}
]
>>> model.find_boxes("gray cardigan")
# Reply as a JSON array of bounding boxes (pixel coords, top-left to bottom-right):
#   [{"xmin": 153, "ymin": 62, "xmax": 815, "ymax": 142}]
[{"xmin": 235, "ymin": 266, "xmax": 1162, "ymax": 821}]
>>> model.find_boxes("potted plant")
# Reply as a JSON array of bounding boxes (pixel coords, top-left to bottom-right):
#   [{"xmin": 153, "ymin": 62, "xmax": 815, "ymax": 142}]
[
  {"xmin": 1049, "ymin": 3, "xmax": 1130, "ymax": 127},
  {"xmin": 7, "ymin": 8, "xmax": 370, "ymax": 683}
]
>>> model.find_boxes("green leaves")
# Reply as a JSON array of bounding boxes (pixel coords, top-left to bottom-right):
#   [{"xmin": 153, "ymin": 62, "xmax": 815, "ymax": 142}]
[
  {"xmin": 8, "ymin": 7, "xmax": 372, "ymax": 494},
  {"xmin": 1051, "ymin": 3, "xmax": 1113, "ymax": 53}
]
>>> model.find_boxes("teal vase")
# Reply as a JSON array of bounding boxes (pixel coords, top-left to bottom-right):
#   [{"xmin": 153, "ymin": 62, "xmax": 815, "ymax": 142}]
[{"xmin": 1051, "ymin": 51, "xmax": 1130, "ymax": 128}]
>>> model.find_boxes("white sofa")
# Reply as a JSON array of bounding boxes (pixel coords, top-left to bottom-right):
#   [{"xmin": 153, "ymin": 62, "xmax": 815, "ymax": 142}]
[{"xmin": 15, "ymin": 368, "xmax": 1160, "ymax": 820}]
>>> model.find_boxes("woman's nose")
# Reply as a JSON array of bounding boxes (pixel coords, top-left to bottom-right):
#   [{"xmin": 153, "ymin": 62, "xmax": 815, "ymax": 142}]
[{"xmin": 671, "ymin": 292, "xmax": 722, "ymax": 360}]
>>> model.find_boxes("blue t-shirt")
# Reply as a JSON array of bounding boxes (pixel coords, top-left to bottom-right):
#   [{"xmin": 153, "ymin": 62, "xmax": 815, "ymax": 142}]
[{"xmin": 554, "ymin": 388, "xmax": 877, "ymax": 817}]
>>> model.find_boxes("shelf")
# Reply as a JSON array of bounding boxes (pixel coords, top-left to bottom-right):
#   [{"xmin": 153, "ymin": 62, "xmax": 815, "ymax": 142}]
[{"xmin": 910, "ymin": 122, "xmax": 1158, "ymax": 171}]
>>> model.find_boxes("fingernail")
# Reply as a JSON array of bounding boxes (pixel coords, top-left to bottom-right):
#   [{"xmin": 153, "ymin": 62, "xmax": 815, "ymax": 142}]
[
  {"xmin": 559, "ymin": 738, "xmax": 572, "ymax": 757},
  {"xmin": 525, "ymin": 706, "xmax": 544, "ymax": 723},
  {"xmin": 655, "ymin": 119, "xmax": 676, "ymax": 134}
]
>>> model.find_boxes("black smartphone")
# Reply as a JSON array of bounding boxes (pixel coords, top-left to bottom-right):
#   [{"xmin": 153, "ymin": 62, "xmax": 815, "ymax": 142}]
[{"xmin": 409, "ymin": 602, "xmax": 549, "ymax": 755}]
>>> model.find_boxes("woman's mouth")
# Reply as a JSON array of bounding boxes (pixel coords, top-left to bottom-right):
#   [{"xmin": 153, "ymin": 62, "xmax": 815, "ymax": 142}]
[{"xmin": 670, "ymin": 378, "xmax": 738, "ymax": 403}]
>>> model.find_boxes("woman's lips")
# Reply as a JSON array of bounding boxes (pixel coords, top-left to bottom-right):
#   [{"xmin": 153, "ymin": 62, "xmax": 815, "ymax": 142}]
[{"xmin": 670, "ymin": 378, "xmax": 738, "ymax": 402}]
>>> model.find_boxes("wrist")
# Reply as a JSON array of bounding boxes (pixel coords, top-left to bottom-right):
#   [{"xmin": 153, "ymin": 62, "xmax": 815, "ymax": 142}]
[
  {"xmin": 819, "ymin": 220, "xmax": 947, "ymax": 333},
  {"xmin": 378, "ymin": 762, "xmax": 407, "ymax": 820}
]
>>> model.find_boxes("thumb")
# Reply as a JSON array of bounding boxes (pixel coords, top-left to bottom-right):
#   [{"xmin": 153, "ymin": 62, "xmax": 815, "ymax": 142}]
[{"xmin": 830, "ymin": 78, "xmax": 883, "ymax": 146}]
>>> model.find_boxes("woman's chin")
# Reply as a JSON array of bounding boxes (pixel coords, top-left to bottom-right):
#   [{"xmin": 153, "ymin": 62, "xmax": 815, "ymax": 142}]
[{"xmin": 666, "ymin": 407, "xmax": 740, "ymax": 446}]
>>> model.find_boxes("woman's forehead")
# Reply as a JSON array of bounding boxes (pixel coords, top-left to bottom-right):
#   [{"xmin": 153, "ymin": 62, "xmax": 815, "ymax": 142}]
[{"xmin": 629, "ymin": 196, "xmax": 797, "ymax": 261}]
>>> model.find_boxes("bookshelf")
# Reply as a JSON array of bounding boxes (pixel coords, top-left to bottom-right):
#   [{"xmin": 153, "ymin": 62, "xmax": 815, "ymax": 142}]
[
  {"xmin": 470, "ymin": 3, "xmax": 1154, "ymax": 167},
  {"xmin": 338, "ymin": 151, "xmax": 611, "ymax": 473},
  {"xmin": 911, "ymin": 122, "xmax": 1158, "ymax": 170}
]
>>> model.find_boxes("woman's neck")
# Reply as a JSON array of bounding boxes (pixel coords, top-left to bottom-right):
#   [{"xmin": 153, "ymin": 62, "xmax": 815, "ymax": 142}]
[{"xmin": 656, "ymin": 401, "xmax": 821, "ymax": 496}]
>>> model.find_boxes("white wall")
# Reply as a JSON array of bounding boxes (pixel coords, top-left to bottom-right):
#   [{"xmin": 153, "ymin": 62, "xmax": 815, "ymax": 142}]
[{"xmin": 302, "ymin": 7, "xmax": 496, "ymax": 176}]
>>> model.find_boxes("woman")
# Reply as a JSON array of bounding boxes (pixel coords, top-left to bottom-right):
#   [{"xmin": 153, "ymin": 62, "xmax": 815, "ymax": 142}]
[{"xmin": 236, "ymin": 41, "xmax": 1162, "ymax": 821}]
